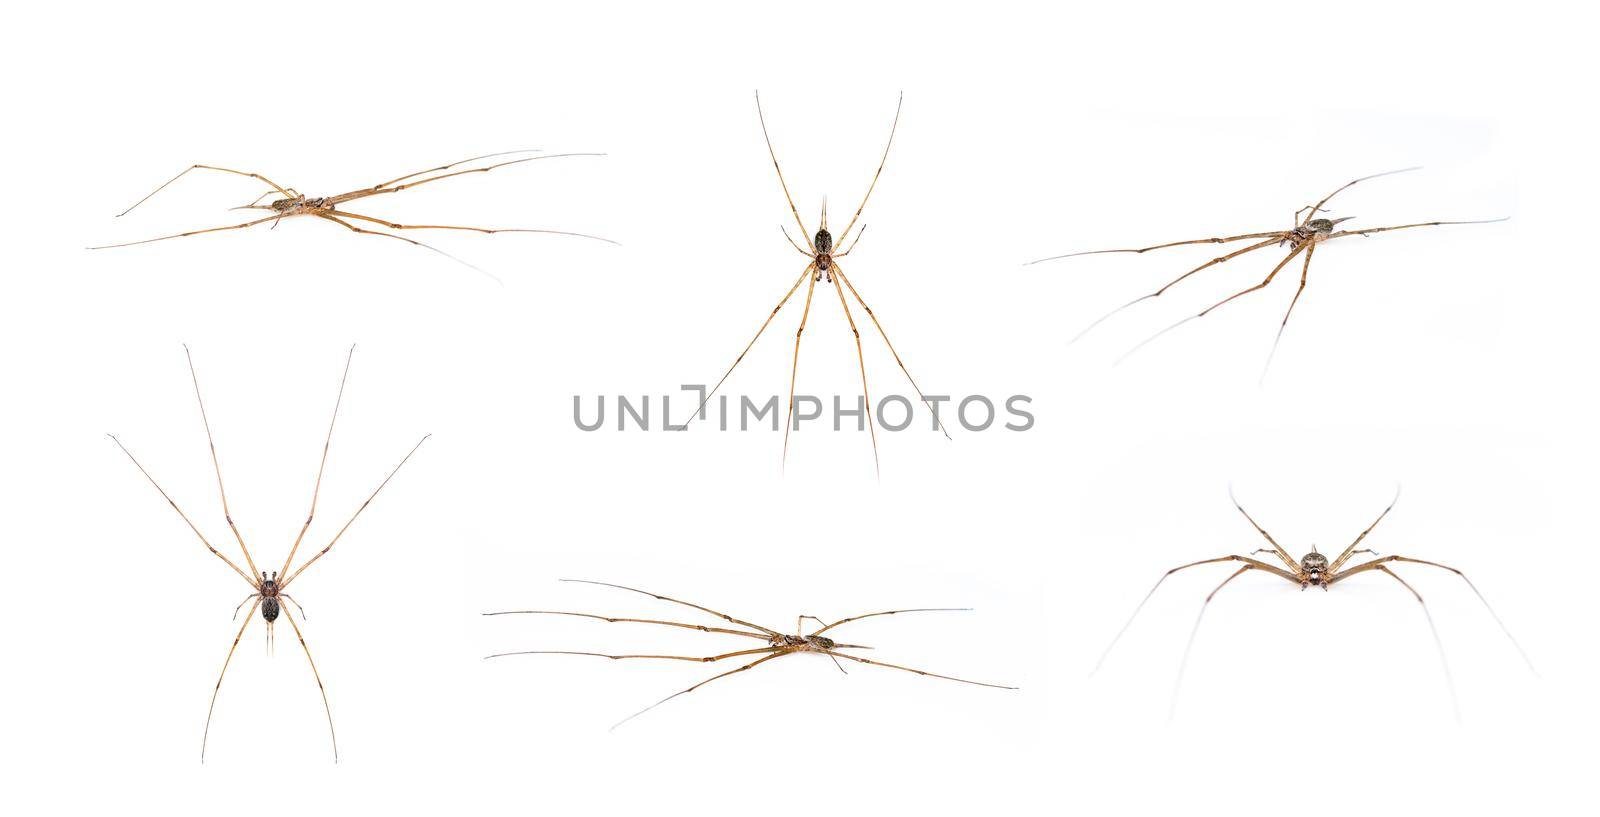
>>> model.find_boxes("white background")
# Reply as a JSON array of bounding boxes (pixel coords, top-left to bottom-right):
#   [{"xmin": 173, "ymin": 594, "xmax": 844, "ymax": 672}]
[{"xmin": 2, "ymin": 2, "xmax": 1595, "ymax": 815}]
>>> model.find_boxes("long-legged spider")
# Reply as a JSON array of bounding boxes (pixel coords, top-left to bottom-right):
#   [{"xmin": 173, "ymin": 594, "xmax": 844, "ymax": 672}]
[
  {"xmin": 1096, "ymin": 491, "xmax": 1533, "ymax": 720},
  {"xmin": 484, "ymin": 579, "xmax": 1015, "ymax": 728},
  {"xmin": 109, "ymin": 346, "xmax": 428, "ymax": 761},
  {"xmin": 1029, "ymin": 167, "xmax": 1507, "ymax": 378},
  {"xmin": 90, "ymin": 150, "xmax": 617, "ymax": 281},
  {"xmin": 686, "ymin": 93, "xmax": 951, "ymax": 475}
]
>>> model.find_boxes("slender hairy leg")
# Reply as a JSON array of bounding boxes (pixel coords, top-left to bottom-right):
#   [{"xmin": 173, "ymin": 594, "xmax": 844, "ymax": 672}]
[
  {"xmin": 279, "ymin": 594, "xmax": 308, "ymax": 619},
  {"xmin": 1027, "ymin": 231, "xmax": 1286, "ymax": 266},
  {"xmin": 315, "ymin": 214, "xmax": 501, "ymax": 284},
  {"xmin": 811, "ymin": 607, "xmax": 971, "ymax": 636},
  {"xmin": 561, "ymin": 580, "xmax": 781, "ymax": 636},
  {"xmin": 1065, "ymin": 237, "xmax": 1284, "ymax": 347},
  {"xmin": 368, "ymin": 149, "xmax": 543, "ymax": 190},
  {"xmin": 832, "ymin": 263, "xmax": 951, "ymax": 440},
  {"xmin": 203, "ymin": 599, "xmax": 259, "ymax": 761},
  {"xmin": 484, "ymin": 647, "xmax": 778, "ymax": 663},
  {"xmin": 115, "ymin": 165, "xmax": 297, "ymax": 218},
  {"xmin": 280, "ymin": 606, "xmax": 338, "ymax": 761},
  {"xmin": 755, "ymin": 92, "xmax": 813, "ymax": 248},
  {"xmin": 109, "ymin": 435, "xmax": 257, "ymax": 588},
  {"xmin": 832, "ymin": 93, "xmax": 902, "ymax": 249},
  {"xmin": 88, "ymin": 214, "xmax": 285, "ymax": 250},
  {"xmin": 1093, "ymin": 554, "xmax": 1296, "ymax": 675},
  {"xmin": 1298, "ymin": 167, "xmax": 1423, "ymax": 226},
  {"xmin": 231, "ymin": 592, "xmax": 260, "ymax": 620},
  {"xmin": 782, "ymin": 272, "xmax": 821, "ymax": 469},
  {"xmin": 1328, "ymin": 555, "xmax": 1534, "ymax": 673},
  {"xmin": 834, "ymin": 224, "xmax": 867, "ymax": 257},
  {"xmin": 831, "ymin": 274, "xmax": 880, "ymax": 475},
  {"xmin": 1328, "ymin": 489, "xmax": 1401, "ymax": 572},
  {"xmin": 329, "ymin": 152, "xmax": 606, "ymax": 204},
  {"xmin": 1260, "ymin": 242, "xmax": 1317, "ymax": 381},
  {"xmin": 1117, "ymin": 243, "xmax": 1308, "ymax": 365},
  {"xmin": 327, "ymin": 209, "xmax": 617, "ymax": 246},
  {"xmin": 823, "ymin": 650, "xmax": 1016, "ymax": 689},
  {"xmin": 1229, "ymin": 488, "xmax": 1298, "ymax": 571},
  {"xmin": 613, "ymin": 651, "xmax": 788, "ymax": 729},
  {"xmin": 183, "ymin": 346, "xmax": 263, "ymax": 582},
  {"xmin": 280, "ymin": 435, "xmax": 430, "ymax": 588},
  {"xmin": 481, "ymin": 610, "xmax": 769, "ymax": 640},
  {"xmin": 1373, "ymin": 565, "xmax": 1460, "ymax": 721},
  {"xmin": 685, "ymin": 263, "xmax": 815, "ymax": 428},
  {"xmin": 1169, "ymin": 565, "xmax": 1260, "ymax": 721},
  {"xmin": 279, "ymin": 346, "xmax": 355, "ymax": 578},
  {"xmin": 1327, "ymin": 217, "xmax": 1509, "ymax": 240},
  {"xmin": 781, "ymin": 225, "xmax": 811, "ymax": 256}
]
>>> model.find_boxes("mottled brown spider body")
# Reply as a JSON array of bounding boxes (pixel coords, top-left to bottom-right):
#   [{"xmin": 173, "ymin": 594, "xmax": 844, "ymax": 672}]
[
  {"xmin": 1297, "ymin": 550, "xmax": 1330, "ymax": 588},
  {"xmin": 258, "ymin": 573, "xmax": 282, "ymax": 622},
  {"xmin": 772, "ymin": 632, "xmax": 837, "ymax": 650}
]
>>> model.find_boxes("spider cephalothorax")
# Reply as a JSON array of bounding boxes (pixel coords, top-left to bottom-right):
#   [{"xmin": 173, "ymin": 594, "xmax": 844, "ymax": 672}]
[{"xmin": 1298, "ymin": 550, "xmax": 1330, "ymax": 589}]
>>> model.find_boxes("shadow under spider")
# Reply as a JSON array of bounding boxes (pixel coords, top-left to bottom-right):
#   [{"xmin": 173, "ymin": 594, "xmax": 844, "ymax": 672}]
[
  {"xmin": 1030, "ymin": 167, "xmax": 1507, "ymax": 381},
  {"xmin": 485, "ymin": 579, "xmax": 1015, "ymax": 729}
]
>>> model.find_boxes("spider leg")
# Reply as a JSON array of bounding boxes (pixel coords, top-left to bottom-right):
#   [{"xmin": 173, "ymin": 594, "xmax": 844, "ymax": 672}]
[
  {"xmin": 231, "ymin": 592, "xmax": 259, "ymax": 620},
  {"xmin": 834, "ymin": 224, "xmax": 867, "ymax": 257},
  {"xmin": 183, "ymin": 346, "xmax": 264, "ymax": 582},
  {"xmin": 810, "ymin": 608, "xmax": 972, "ymax": 636},
  {"xmin": 831, "ymin": 271, "xmax": 880, "ymax": 476},
  {"xmin": 114, "ymin": 164, "xmax": 296, "ymax": 218},
  {"xmin": 1259, "ymin": 241, "xmax": 1318, "ymax": 382},
  {"xmin": 279, "ymin": 434, "xmax": 430, "ymax": 589},
  {"xmin": 1328, "ymin": 555, "xmax": 1534, "ymax": 674},
  {"xmin": 88, "ymin": 214, "xmax": 285, "ymax": 250},
  {"xmin": 279, "ymin": 346, "xmax": 355, "ymax": 579},
  {"xmin": 822, "ymin": 649, "xmax": 1016, "ymax": 689},
  {"xmin": 1328, "ymin": 488, "xmax": 1402, "ymax": 573},
  {"xmin": 108, "ymin": 435, "xmax": 257, "ymax": 589},
  {"xmin": 1093, "ymin": 554, "xmax": 1296, "ymax": 676},
  {"xmin": 1116, "ymin": 243, "xmax": 1307, "ymax": 365},
  {"xmin": 484, "ymin": 647, "xmax": 778, "ymax": 663},
  {"xmin": 1027, "ymin": 231, "xmax": 1286, "ymax": 266},
  {"xmin": 1169, "ymin": 564, "xmax": 1260, "ymax": 721},
  {"xmin": 780, "ymin": 225, "xmax": 811, "ymax": 256},
  {"xmin": 1326, "ymin": 217, "xmax": 1509, "ymax": 240},
  {"xmin": 369, "ymin": 149, "xmax": 544, "ymax": 190},
  {"xmin": 314, "ymin": 213, "xmax": 502, "ymax": 285},
  {"xmin": 1229, "ymin": 487, "xmax": 1299, "ymax": 571},
  {"xmin": 1065, "ymin": 237, "xmax": 1284, "ymax": 348},
  {"xmin": 684, "ymin": 263, "xmax": 815, "ymax": 430},
  {"xmin": 326, "ymin": 210, "xmax": 617, "ymax": 246},
  {"xmin": 754, "ymin": 92, "xmax": 814, "ymax": 249},
  {"xmin": 832, "ymin": 92, "xmax": 902, "ymax": 248},
  {"xmin": 202, "ymin": 599, "xmax": 259, "ymax": 762},
  {"xmin": 330, "ymin": 152, "xmax": 605, "ymax": 204},
  {"xmin": 832, "ymin": 262, "xmax": 952, "ymax": 440},
  {"xmin": 280, "ymin": 594, "xmax": 308, "ymax": 619},
  {"xmin": 560, "ymin": 580, "xmax": 782, "ymax": 636},
  {"xmin": 481, "ymin": 609, "xmax": 769, "ymax": 640},
  {"xmin": 1372, "ymin": 565, "xmax": 1460, "ymax": 722},
  {"xmin": 782, "ymin": 271, "xmax": 821, "ymax": 470},
  {"xmin": 1297, "ymin": 167, "xmax": 1423, "ymax": 227},
  {"xmin": 280, "ymin": 606, "xmax": 337, "ymax": 762},
  {"xmin": 612, "ymin": 651, "xmax": 789, "ymax": 730}
]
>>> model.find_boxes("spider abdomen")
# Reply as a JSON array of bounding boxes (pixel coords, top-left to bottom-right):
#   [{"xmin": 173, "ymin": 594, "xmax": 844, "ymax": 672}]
[{"xmin": 261, "ymin": 596, "xmax": 281, "ymax": 622}]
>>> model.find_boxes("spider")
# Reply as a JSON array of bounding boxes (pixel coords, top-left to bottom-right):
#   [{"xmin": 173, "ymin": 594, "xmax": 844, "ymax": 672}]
[
  {"xmin": 109, "ymin": 346, "xmax": 429, "ymax": 761},
  {"xmin": 484, "ymin": 579, "xmax": 1015, "ymax": 728},
  {"xmin": 89, "ymin": 150, "xmax": 617, "ymax": 281},
  {"xmin": 1028, "ymin": 167, "xmax": 1507, "ymax": 378},
  {"xmin": 1095, "ymin": 490, "xmax": 1534, "ymax": 720},
  {"xmin": 685, "ymin": 93, "xmax": 950, "ymax": 475}
]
